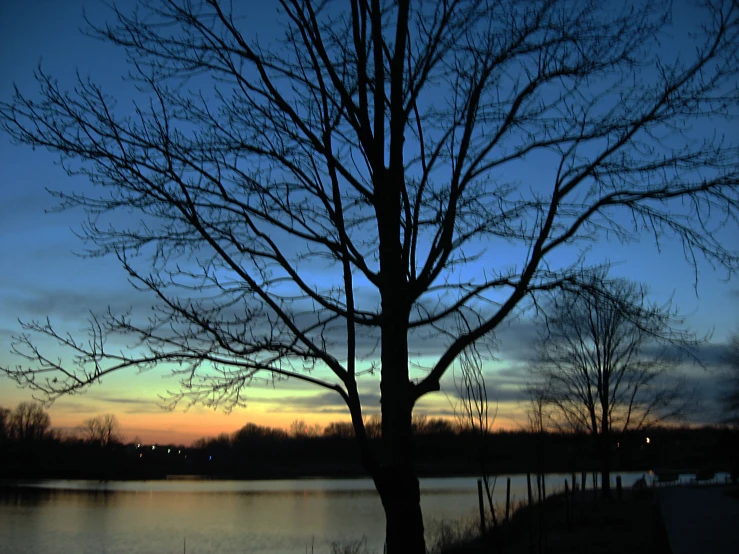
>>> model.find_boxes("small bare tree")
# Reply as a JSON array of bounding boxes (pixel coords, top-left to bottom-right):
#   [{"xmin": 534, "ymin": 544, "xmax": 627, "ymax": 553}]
[
  {"xmin": 528, "ymin": 274, "xmax": 698, "ymax": 497},
  {"xmin": 79, "ymin": 414, "xmax": 123, "ymax": 447},
  {"xmin": 454, "ymin": 342, "xmax": 499, "ymax": 527}
]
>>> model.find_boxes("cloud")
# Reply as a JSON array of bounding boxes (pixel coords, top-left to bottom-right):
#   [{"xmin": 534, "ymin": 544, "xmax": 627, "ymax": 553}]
[
  {"xmin": 1, "ymin": 286, "xmax": 151, "ymax": 323},
  {"xmin": 92, "ymin": 396, "xmax": 152, "ymax": 405},
  {"xmin": 0, "ymin": 189, "xmax": 57, "ymax": 233},
  {"xmin": 642, "ymin": 340, "xmax": 735, "ymax": 368},
  {"xmin": 448, "ymin": 386, "xmax": 526, "ymax": 404},
  {"xmin": 82, "ymin": 393, "xmax": 170, "ymax": 415},
  {"xmin": 493, "ymin": 366, "xmax": 529, "ymax": 381},
  {"xmin": 49, "ymin": 401, "xmax": 97, "ymax": 415},
  {"xmin": 256, "ymin": 391, "xmax": 381, "ymax": 415}
]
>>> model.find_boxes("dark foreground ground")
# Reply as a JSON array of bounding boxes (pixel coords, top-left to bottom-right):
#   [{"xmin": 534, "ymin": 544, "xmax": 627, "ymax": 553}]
[
  {"xmin": 658, "ymin": 485, "xmax": 739, "ymax": 554},
  {"xmin": 441, "ymin": 485, "xmax": 739, "ymax": 554}
]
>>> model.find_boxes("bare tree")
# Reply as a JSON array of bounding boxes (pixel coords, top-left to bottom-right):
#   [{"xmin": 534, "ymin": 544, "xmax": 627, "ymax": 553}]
[
  {"xmin": 8, "ymin": 402, "xmax": 51, "ymax": 442},
  {"xmin": 523, "ymin": 380, "xmax": 553, "ymax": 436},
  {"xmin": 454, "ymin": 343, "xmax": 499, "ymax": 527},
  {"xmin": 324, "ymin": 421, "xmax": 356, "ymax": 439},
  {"xmin": 79, "ymin": 414, "xmax": 123, "ymax": 447},
  {"xmin": 0, "ymin": 406, "xmax": 10, "ymax": 442},
  {"xmin": 528, "ymin": 274, "xmax": 698, "ymax": 497},
  {"xmin": 289, "ymin": 419, "xmax": 322, "ymax": 438},
  {"xmin": 1, "ymin": 0, "xmax": 738, "ymax": 549}
]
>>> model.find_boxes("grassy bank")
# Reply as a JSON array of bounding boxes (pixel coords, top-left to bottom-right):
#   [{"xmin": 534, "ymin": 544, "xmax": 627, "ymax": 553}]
[{"xmin": 440, "ymin": 487, "xmax": 671, "ymax": 554}]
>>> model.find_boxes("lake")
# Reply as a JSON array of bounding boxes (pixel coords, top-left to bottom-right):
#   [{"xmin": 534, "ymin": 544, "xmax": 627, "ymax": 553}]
[{"xmin": 0, "ymin": 473, "xmax": 650, "ymax": 553}]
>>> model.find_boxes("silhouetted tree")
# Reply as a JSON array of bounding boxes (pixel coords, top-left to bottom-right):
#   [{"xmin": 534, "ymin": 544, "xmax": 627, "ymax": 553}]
[
  {"xmin": 289, "ymin": 419, "xmax": 322, "ymax": 438},
  {"xmin": 2, "ymin": 1, "xmax": 738, "ymax": 549},
  {"xmin": 523, "ymin": 380, "xmax": 553, "ymax": 435},
  {"xmin": 720, "ymin": 333, "xmax": 739, "ymax": 426},
  {"xmin": 194, "ymin": 432, "xmax": 232, "ymax": 451},
  {"xmin": 0, "ymin": 406, "xmax": 10, "ymax": 442},
  {"xmin": 232, "ymin": 422, "xmax": 288, "ymax": 443},
  {"xmin": 454, "ymin": 341, "xmax": 498, "ymax": 527},
  {"xmin": 79, "ymin": 414, "xmax": 123, "ymax": 447},
  {"xmin": 324, "ymin": 421, "xmax": 356, "ymax": 439},
  {"xmin": 528, "ymin": 274, "xmax": 698, "ymax": 497},
  {"xmin": 8, "ymin": 402, "xmax": 51, "ymax": 442},
  {"xmin": 412, "ymin": 416, "xmax": 455, "ymax": 436}
]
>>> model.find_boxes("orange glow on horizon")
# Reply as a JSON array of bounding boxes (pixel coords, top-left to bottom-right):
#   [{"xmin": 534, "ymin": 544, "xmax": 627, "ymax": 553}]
[{"xmin": 40, "ymin": 400, "xmax": 526, "ymax": 446}]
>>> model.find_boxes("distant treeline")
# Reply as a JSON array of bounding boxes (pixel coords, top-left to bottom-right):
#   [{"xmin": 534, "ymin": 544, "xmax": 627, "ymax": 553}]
[{"xmin": 1, "ymin": 413, "xmax": 737, "ymax": 480}]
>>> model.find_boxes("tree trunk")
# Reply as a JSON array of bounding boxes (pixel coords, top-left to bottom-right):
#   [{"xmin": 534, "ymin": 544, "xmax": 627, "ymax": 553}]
[
  {"xmin": 600, "ymin": 383, "xmax": 612, "ymax": 499},
  {"xmin": 377, "ymin": 334, "xmax": 426, "ymax": 553},
  {"xmin": 375, "ymin": 464, "xmax": 426, "ymax": 554},
  {"xmin": 600, "ymin": 425, "xmax": 612, "ymax": 499},
  {"xmin": 376, "ymin": 243, "xmax": 425, "ymax": 552},
  {"xmin": 601, "ymin": 452, "xmax": 612, "ymax": 499}
]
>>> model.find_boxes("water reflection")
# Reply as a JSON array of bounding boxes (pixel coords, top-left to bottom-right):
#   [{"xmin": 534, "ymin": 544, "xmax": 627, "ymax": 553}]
[{"xmin": 0, "ymin": 473, "xmax": 656, "ymax": 554}]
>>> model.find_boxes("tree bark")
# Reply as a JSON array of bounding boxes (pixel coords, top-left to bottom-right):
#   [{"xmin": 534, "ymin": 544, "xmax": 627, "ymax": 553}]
[
  {"xmin": 375, "ymin": 464, "xmax": 426, "ymax": 554},
  {"xmin": 600, "ymin": 425, "xmax": 612, "ymax": 499},
  {"xmin": 601, "ymin": 455, "xmax": 612, "ymax": 498},
  {"xmin": 377, "ymin": 304, "xmax": 425, "ymax": 552}
]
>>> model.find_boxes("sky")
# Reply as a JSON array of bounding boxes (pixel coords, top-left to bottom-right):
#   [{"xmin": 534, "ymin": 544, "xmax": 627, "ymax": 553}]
[{"xmin": 1, "ymin": 0, "xmax": 737, "ymax": 445}]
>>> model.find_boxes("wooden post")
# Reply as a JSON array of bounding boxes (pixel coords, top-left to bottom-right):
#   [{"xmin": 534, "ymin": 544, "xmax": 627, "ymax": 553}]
[
  {"xmin": 527, "ymin": 472, "xmax": 533, "ymax": 506},
  {"xmin": 542, "ymin": 475, "xmax": 546, "ymax": 502},
  {"xmin": 580, "ymin": 472, "xmax": 586, "ymax": 518},
  {"xmin": 477, "ymin": 479, "xmax": 486, "ymax": 534},
  {"xmin": 616, "ymin": 475, "xmax": 622, "ymax": 501},
  {"xmin": 527, "ymin": 472, "xmax": 534, "ymax": 553},
  {"xmin": 505, "ymin": 477, "xmax": 511, "ymax": 524},
  {"xmin": 537, "ymin": 473, "xmax": 542, "ymax": 503},
  {"xmin": 570, "ymin": 471, "xmax": 582, "ymax": 522},
  {"xmin": 592, "ymin": 471, "xmax": 598, "ymax": 498},
  {"xmin": 538, "ymin": 475, "xmax": 546, "ymax": 554},
  {"xmin": 565, "ymin": 480, "xmax": 571, "ymax": 528}
]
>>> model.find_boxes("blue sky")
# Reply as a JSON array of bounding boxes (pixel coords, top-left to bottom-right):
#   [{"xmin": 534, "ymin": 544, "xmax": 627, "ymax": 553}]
[{"xmin": 0, "ymin": 0, "xmax": 737, "ymax": 444}]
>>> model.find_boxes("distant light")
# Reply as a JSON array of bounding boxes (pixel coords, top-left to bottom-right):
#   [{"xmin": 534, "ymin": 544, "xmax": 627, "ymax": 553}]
[
  {"xmin": 167, "ymin": 449, "xmax": 171, "ymax": 454},
  {"xmin": 139, "ymin": 453, "xmax": 143, "ymax": 458},
  {"xmin": 209, "ymin": 455, "xmax": 212, "ymax": 461},
  {"xmin": 137, "ymin": 444, "xmax": 141, "ymax": 448},
  {"xmin": 646, "ymin": 437, "xmax": 651, "ymax": 444},
  {"xmin": 178, "ymin": 450, "xmax": 181, "ymax": 455},
  {"xmin": 152, "ymin": 445, "xmax": 156, "ymax": 450}
]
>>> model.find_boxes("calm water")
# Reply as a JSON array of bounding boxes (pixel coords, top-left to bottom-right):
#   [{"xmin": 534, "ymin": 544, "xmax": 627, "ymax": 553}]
[{"xmin": 0, "ymin": 473, "xmax": 649, "ymax": 554}]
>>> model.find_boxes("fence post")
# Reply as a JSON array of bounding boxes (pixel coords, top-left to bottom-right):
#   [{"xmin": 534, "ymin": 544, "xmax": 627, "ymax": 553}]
[
  {"xmin": 542, "ymin": 475, "xmax": 546, "ymax": 502},
  {"xmin": 538, "ymin": 474, "xmax": 546, "ymax": 554},
  {"xmin": 527, "ymin": 472, "xmax": 533, "ymax": 506},
  {"xmin": 527, "ymin": 472, "xmax": 534, "ymax": 553},
  {"xmin": 505, "ymin": 477, "xmax": 511, "ymax": 524},
  {"xmin": 477, "ymin": 479, "xmax": 486, "ymax": 535},
  {"xmin": 565, "ymin": 479, "xmax": 571, "ymax": 528},
  {"xmin": 592, "ymin": 471, "xmax": 598, "ymax": 499},
  {"xmin": 616, "ymin": 476, "xmax": 622, "ymax": 501}
]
